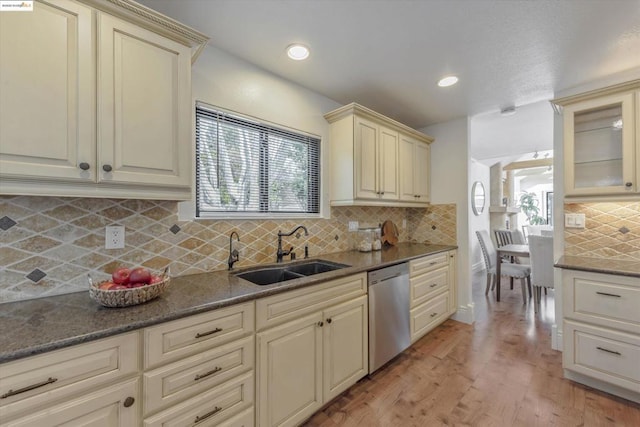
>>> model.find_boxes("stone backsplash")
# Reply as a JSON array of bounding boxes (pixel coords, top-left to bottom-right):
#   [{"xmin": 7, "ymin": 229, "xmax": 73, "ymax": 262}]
[
  {"xmin": 564, "ymin": 201, "xmax": 640, "ymax": 262},
  {"xmin": 0, "ymin": 196, "xmax": 456, "ymax": 303}
]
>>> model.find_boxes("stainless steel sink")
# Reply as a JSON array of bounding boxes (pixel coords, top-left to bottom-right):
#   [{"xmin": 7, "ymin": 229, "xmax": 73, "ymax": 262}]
[{"xmin": 235, "ymin": 260, "xmax": 349, "ymax": 286}]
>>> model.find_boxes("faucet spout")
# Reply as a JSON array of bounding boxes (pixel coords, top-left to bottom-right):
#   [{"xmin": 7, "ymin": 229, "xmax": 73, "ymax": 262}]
[
  {"xmin": 276, "ymin": 225, "xmax": 309, "ymax": 262},
  {"xmin": 228, "ymin": 231, "xmax": 240, "ymax": 270}
]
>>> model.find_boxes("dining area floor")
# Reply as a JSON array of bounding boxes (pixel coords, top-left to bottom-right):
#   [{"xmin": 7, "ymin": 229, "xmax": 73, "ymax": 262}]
[{"xmin": 304, "ymin": 272, "xmax": 640, "ymax": 426}]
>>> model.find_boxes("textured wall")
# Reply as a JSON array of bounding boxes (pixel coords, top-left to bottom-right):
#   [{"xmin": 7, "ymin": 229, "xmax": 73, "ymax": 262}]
[
  {"xmin": 0, "ymin": 196, "xmax": 456, "ymax": 303},
  {"xmin": 564, "ymin": 201, "xmax": 640, "ymax": 261}
]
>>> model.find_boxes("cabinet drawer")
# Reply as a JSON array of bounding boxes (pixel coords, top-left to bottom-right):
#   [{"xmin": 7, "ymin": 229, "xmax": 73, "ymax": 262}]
[
  {"xmin": 564, "ymin": 271, "xmax": 640, "ymax": 334},
  {"xmin": 143, "ymin": 371, "xmax": 254, "ymax": 427},
  {"xmin": 410, "ymin": 252, "xmax": 449, "ymax": 277},
  {"xmin": 3, "ymin": 378, "xmax": 139, "ymax": 427},
  {"xmin": 564, "ymin": 320, "xmax": 640, "ymax": 392},
  {"xmin": 143, "ymin": 336, "xmax": 254, "ymax": 415},
  {"xmin": 0, "ymin": 332, "xmax": 139, "ymax": 421},
  {"xmin": 217, "ymin": 406, "xmax": 254, "ymax": 427},
  {"xmin": 144, "ymin": 302, "xmax": 254, "ymax": 369},
  {"xmin": 410, "ymin": 292, "xmax": 450, "ymax": 343},
  {"xmin": 410, "ymin": 265, "xmax": 449, "ymax": 308},
  {"xmin": 256, "ymin": 273, "xmax": 366, "ymax": 331}
]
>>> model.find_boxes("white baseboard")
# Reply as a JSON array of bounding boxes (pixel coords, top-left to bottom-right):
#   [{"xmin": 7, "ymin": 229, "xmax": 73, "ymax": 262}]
[
  {"xmin": 453, "ymin": 302, "xmax": 475, "ymax": 324},
  {"xmin": 552, "ymin": 324, "xmax": 562, "ymax": 351}
]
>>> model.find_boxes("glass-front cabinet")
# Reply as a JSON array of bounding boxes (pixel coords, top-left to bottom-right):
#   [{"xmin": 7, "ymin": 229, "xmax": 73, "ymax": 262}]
[{"xmin": 557, "ymin": 84, "xmax": 639, "ymax": 197}]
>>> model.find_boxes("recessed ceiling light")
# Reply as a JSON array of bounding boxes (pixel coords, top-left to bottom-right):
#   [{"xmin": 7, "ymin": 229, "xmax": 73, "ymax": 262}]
[
  {"xmin": 437, "ymin": 76, "xmax": 458, "ymax": 87},
  {"xmin": 287, "ymin": 44, "xmax": 309, "ymax": 60}
]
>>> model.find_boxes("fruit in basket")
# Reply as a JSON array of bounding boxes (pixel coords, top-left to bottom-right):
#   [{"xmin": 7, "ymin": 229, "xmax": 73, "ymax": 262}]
[
  {"xmin": 111, "ymin": 284, "xmax": 128, "ymax": 290},
  {"xmin": 112, "ymin": 267, "xmax": 131, "ymax": 285},
  {"xmin": 149, "ymin": 274, "xmax": 164, "ymax": 284},
  {"xmin": 98, "ymin": 281, "xmax": 116, "ymax": 290},
  {"xmin": 129, "ymin": 267, "xmax": 151, "ymax": 284}
]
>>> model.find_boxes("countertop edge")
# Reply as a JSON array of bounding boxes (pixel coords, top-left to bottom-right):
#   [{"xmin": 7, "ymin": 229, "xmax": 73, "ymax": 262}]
[{"xmin": 554, "ymin": 255, "xmax": 640, "ymax": 278}]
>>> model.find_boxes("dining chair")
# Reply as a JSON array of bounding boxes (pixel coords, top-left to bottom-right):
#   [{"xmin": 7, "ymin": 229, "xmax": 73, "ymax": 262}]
[
  {"xmin": 476, "ymin": 230, "xmax": 532, "ymax": 303},
  {"xmin": 541, "ymin": 229, "xmax": 554, "ymax": 237},
  {"xmin": 494, "ymin": 229, "xmax": 513, "ymax": 248},
  {"xmin": 528, "ymin": 235, "xmax": 554, "ymax": 313}
]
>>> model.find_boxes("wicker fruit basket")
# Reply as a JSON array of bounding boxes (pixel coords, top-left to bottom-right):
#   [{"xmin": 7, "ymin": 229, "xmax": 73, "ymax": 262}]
[{"xmin": 88, "ymin": 268, "xmax": 170, "ymax": 308}]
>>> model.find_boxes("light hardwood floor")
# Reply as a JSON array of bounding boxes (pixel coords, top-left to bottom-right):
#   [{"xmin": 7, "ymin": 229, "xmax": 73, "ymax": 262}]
[{"xmin": 304, "ymin": 273, "xmax": 640, "ymax": 426}]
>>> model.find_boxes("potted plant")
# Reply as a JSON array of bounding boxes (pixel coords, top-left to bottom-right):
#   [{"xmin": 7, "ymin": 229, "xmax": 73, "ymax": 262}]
[{"xmin": 518, "ymin": 192, "xmax": 547, "ymax": 225}]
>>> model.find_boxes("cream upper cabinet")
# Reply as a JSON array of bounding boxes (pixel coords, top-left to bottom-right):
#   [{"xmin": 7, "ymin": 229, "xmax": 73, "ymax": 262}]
[
  {"xmin": 325, "ymin": 103, "xmax": 433, "ymax": 207},
  {"xmin": 354, "ymin": 116, "xmax": 399, "ymax": 200},
  {"xmin": 0, "ymin": 0, "xmax": 208, "ymax": 200},
  {"xmin": 399, "ymin": 133, "xmax": 430, "ymax": 204},
  {"xmin": 553, "ymin": 81, "xmax": 640, "ymax": 198},
  {"xmin": 0, "ymin": 0, "xmax": 94, "ymax": 183}
]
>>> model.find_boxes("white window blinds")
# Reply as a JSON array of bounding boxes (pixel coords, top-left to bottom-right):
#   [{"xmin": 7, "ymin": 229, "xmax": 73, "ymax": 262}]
[{"xmin": 196, "ymin": 104, "xmax": 320, "ymax": 215}]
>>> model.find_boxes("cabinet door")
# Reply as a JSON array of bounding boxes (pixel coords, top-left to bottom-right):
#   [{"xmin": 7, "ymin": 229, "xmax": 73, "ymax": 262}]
[
  {"xmin": 0, "ymin": 0, "xmax": 94, "ymax": 181},
  {"xmin": 98, "ymin": 13, "xmax": 191, "ymax": 188},
  {"xmin": 399, "ymin": 135, "xmax": 416, "ymax": 201},
  {"xmin": 256, "ymin": 312, "xmax": 323, "ymax": 427},
  {"xmin": 4, "ymin": 378, "xmax": 139, "ymax": 427},
  {"xmin": 414, "ymin": 141, "xmax": 430, "ymax": 201},
  {"xmin": 322, "ymin": 295, "xmax": 368, "ymax": 402},
  {"xmin": 448, "ymin": 250, "xmax": 457, "ymax": 315},
  {"xmin": 563, "ymin": 92, "xmax": 636, "ymax": 195},
  {"xmin": 354, "ymin": 116, "xmax": 379, "ymax": 199},
  {"xmin": 378, "ymin": 125, "xmax": 399, "ymax": 200}
]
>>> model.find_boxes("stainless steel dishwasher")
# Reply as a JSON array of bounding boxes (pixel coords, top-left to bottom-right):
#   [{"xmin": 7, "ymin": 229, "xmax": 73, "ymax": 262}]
[{"xmin": 368, "ymin": 262, "xmax": 410, "ymax": 373}]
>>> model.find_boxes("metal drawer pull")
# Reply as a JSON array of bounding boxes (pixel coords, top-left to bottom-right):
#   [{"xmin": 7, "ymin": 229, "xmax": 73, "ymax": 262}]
[
  {"xmin": 430, "ymin": 283, "xmax": 438, "ymax": 288},
  {"xmin": 194, "ymin": 406, "xmax": 222, "ymax": 424},
  {"xmin": 596, "ymin": 346, "xmax": 621, "ymax": 356},
  {"xmin": 1, "ymin": 377, "xmax": 58, "ymax": 399},
  {"xmin": 430, "ymin": 312, "xmax": 438, "ymax": 318},
  {"xmin": 429, "ymin": 261, "xmax": 438, "ymax": 266},
  {"xmin": 194, "ymin": 366, "xmax": 222, "ymax": 381},
  {"xmin": 195, "ymin": 327, "xmax": 222, "ymax": 339},
  {"xmin": 596, "ymin": 291, "xmax": 621, "ymax": 298}
]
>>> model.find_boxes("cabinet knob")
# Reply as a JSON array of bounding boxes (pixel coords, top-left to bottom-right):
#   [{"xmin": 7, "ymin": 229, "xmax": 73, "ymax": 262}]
[
  {"xmin": 380, "ymin": 192, "xmax": 385, "ymax": 195},
  {"xmin": 625, "ymin": 182, "xmax": 632, "ymax": 188},
  {"xmin": 123, "ymin": 396, "xmax": 135, "ymax": 408},
  {"xmin": 102, "ymin": 164, "xmax": 113, "ymax": 172},
  {"xmin": 317, "ymin": 321, "xmax": 324, "ymax": 327},
  {"xmin": 326, "ymin": 318, "xmax": 332, "ymax": 324},
  {"xmin": 79, "ymin": 162, "xmax": 90, "ymax": 171}
]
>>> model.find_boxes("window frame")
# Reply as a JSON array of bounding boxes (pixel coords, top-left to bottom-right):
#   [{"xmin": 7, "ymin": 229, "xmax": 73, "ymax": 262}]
[{"xmin": 194, "ymin": 102, "xmax": 322, "ymax": 219}]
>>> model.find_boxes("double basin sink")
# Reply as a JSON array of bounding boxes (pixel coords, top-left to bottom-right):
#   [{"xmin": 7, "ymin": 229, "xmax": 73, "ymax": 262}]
[{"xmin": 235, "ymin": 259, "xmax": 349, "ymax": 286}]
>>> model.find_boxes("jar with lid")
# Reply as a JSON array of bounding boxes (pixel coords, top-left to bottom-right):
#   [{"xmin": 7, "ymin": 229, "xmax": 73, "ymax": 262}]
[{"xmin": 355, "ymin": 227, "xmax": 381, "ymax": 252}]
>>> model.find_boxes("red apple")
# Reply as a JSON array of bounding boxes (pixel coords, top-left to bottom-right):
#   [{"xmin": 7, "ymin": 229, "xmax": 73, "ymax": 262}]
[
  {"xmin": 111, "ymin": 284, "xmax": 128, "ymax": 290},
  {"xmin": 129, "ymin": 267, "xmax": 151, "ymax": 284},
  {"xmin": 98, "ymin": 281, "xmax": 116, "ymax": 290},
  {"xmin": 112, "ymin": 267, "xmax": 131, "ymax": 285},
  {"xmin": 149, "ymin": 275, "xmax": 164, "ymax": 285},
  {"xmin": 129, "ymin": 282, "xmax": 146, "ymax": 288}
]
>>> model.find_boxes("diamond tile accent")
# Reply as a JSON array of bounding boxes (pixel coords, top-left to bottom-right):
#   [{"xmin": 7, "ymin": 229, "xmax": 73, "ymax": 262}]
[
  {"xmin": 0, "ymin": 195, "xmax": 457, "ymax": 303},
  {"xmin": 0, "ymin": 216, "xmax": 17, "ymax": 231},
  {"xmin": 26, "ymin": 268, "xmax": 46, "ymax": 283},
  {"xmin": 565, "ymin": 202, "xmax": 640, "ymax": 262}
]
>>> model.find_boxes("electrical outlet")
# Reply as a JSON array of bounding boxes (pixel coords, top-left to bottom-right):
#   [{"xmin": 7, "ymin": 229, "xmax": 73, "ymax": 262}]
[
  {"xmin": 105, "ymin": 225, "xmax": 125, "ymax": 249},
  {"xmin": 348, "ymin": 221, "xmax": 359, "ymax": 231}
]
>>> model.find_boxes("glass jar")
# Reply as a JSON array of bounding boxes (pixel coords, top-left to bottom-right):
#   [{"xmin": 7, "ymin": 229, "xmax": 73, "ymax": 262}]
[{"xmin": 355, "ymin": 227, "xmax": 374, "ymax": 252}]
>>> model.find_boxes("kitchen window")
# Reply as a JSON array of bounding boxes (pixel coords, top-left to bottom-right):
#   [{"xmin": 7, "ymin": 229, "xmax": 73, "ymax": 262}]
[{"xmin": 195, "ymin": 103, "xmax": 320, "ymax": 217}]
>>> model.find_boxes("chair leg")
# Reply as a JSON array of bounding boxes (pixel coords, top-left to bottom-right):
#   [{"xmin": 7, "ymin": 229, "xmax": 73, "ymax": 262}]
[
  {"xmin": 485, "ymin": 273, "xmax": 492, "ymax": 295},
  {"xmin": 526, "ymin": 276, "xmax": 532, "ymax": 299},
  {"xmin": 510, "ymin": 277, "xmax": 514, "ymax": 290},
  {"xmin": 520, "ymin": 279, "xmax": 527, "ymax": 304},
  {"xmin": 544, "ymin": 287, "xmax": 547, "ymax": 296},
  {"xmin": 533, "ymin": 286, "xmax": 539, "ymax": 313}
]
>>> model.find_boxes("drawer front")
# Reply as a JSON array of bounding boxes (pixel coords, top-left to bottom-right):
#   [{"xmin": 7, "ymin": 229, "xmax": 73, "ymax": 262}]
[
  {"xmin": 256, "ymin": 273, "xmax": 366, "ymax": 331},
  {"xmin": 564, "ymin": 271, "xmax": 640, "ymax": 334},
  {"xmin": 144, "ymin": 336, "xmax": 254, "ymax": 415},
  {"xmin": 145, "ymin": 302, "xmax": 254, "ymax": 369},
  {"xmin": 410, "ymin": 292, "xmax": 450, "ymax": 343},
  {"xmin": 143, "ymin": 371, "xmax": 254, "ymax": 427},
  {"xmin": 217, "ymin": 406, "xmax": 254, "ymax": 427},
  {"xmin": 410, "ymin": 252, "xmax": 449, "ymax": 277},
  {"xmin": 564, "ymin": 321, "xmax": 640, "ymax": 392},
  {"xmin": 0, "ymin": 332, "xmax": 139, "ymax": 421},
  {"xmin": 3, "ymin": 378, "xmax": 139, "ymax": 427},
  {"xmin": 410, "ymin": 265, "xmax": 449, "ymax": 308}
]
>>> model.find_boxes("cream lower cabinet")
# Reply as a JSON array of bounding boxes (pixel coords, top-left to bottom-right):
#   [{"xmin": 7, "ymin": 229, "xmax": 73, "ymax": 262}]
[
  {"xmin": 0, "ymin": 0, "xmax": 207, "ymax": 200},
  {"xmin": 255, "ymin": 274, "xmax": 368, "ymax": 427},
  {"xmin": 562, "ymin": 270, "xmax": 640, "ymax": 403},
  {"xmin": 142, "ymin": 302, "xmax": 255, "ymax": 426},
  {"xmin": 0, "ymin": 332, "xmax": 140, "ymax": 426},
  {"xmin": 409, "ymin": 250, "xmax": 457, "ymax": 342}
]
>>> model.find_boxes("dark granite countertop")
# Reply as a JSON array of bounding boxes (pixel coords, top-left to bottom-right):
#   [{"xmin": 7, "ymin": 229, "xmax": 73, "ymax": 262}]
[
  {"xmin": 555, "ymin": 255, "xmax": 640, "ymax": 278},
  {"xmin": 0, "ymin": 243, "xmax": 456, "ymax": 363}
]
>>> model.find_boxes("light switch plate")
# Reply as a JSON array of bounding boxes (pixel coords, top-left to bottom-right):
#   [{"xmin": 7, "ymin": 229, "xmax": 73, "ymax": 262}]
[{"xmin": 564, "ymin": 213, "xmax": 585, "ymax": 229}]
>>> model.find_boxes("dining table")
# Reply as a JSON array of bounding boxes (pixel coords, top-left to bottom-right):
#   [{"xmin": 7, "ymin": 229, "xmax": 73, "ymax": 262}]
[{"xmin": 495, "ymin": 243, "xmax": 530, "ymax": 301}]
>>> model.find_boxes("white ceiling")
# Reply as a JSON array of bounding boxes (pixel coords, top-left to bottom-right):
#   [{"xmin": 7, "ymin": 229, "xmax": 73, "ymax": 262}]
[{"xmin": 138, "ymin": 0, "xmax": 640, "ymax": 157}]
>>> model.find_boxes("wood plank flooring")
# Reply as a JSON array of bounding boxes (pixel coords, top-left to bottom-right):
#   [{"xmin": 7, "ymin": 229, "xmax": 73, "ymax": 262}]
[{"xmin": 303, "ymin": 273, "xmax": 640, "ymax": 426}]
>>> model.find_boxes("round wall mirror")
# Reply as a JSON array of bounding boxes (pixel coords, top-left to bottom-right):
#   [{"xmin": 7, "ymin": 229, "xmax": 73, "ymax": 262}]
[{"xmin": 471, "ymin": 181, "xmax": 485, "ymax": 216}]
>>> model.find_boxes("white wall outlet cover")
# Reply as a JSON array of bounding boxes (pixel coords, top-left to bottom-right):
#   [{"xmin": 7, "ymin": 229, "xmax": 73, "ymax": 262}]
[
  {"xmin": 348, "ymin": 221, "xmax": 359, "ymax": 231},
  {"xmin": 105, "ymin": 225, "xmax": 125, "ymax": 249}
]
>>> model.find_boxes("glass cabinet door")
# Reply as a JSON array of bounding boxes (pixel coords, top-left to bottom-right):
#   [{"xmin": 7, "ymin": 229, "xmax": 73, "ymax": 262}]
[{"xmin": 564, "ymin": 92, "xmax": 635, "ymax": 196}]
